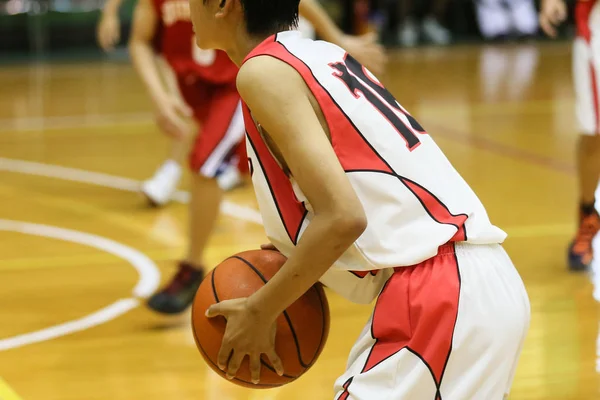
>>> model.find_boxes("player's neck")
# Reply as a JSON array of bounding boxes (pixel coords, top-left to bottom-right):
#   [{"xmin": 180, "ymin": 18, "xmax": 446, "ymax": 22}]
[{"xmin": 225, "ymin": 28, "xmax": 273, "ymax": 66}]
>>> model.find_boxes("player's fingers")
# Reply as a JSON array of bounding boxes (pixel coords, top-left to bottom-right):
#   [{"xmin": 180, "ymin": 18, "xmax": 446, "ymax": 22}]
[
  {"xmin": 206, "ymin": 303, "xmax": 225, "ymax": 318},
  {"xmin": 217, "ymin": 340, "xmax": 233, "ymax": 371},
  {"xmin": 156, "ymin": 116, "xmax": 173, "ymax": 136},
  {"xmin": 175, "ymin": 100, "xmax": 193, "ymax": 117},
  {"xmin": 249, "ymin": 353, "xmax": 261, "ymax": 384},
  {"xmin": 549, "ymin": 10, "xmax": 562, "ymax": 25},
  {"xmin": 160, "ymin": 119, "xmax": 182, "ymax": 139},
  {"xmin": 226, "ymin": 351, "xmax": 245, "ymax": 379},
  {"xmin": 174, "ymin": 121, "xmax": 190, "ymax": 138},
  {"xmin": 539, "ymin": 17, "xmax": 557, "ymax": 38},
  {"xmin": 554, "ymin": 4, "xmax": 567, "ymax": 22},
  {"xmin": 166, "ymin": 115, "xmax": 189, "ymax": 139},
  {"xmin": 266, "ymin": 349, "xmax": 284, "ymax": 376}
]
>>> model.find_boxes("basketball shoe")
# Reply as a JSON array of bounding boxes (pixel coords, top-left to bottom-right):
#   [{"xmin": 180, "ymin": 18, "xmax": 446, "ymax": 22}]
[
  {"xmin": 141, "ymin": 160, "xmax": 182, "ymax": 207},
  {"xmin": 147, "ymin": 261, "xmax": 204, "ymax": 314},
  {"xmin": 568, "ymin": 205, "xmax": 600, "ymax": 271}
]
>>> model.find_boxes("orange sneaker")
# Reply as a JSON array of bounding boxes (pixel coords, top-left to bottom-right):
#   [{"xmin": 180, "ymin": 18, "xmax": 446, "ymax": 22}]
[{"xmin": 568, "ymin": 210, "xmax": 600, "ymax": 271}]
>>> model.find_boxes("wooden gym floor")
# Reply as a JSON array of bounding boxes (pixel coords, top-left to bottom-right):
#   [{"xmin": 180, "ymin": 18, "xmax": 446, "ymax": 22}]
[{"xmin": 0, "ymin": 41, "xmax": 597, "ymax": 399}]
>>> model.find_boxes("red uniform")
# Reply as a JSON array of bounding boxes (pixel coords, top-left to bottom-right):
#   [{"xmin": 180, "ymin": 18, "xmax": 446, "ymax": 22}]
[{"xmin": 152, "ymin": 0, "xmax": 245, "ymax": 177}]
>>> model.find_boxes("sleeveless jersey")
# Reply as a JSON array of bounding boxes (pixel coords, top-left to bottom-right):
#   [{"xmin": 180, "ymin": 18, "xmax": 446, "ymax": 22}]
[
  {"xmin": 151, "ymin": 0, "xmax": 237, "ymax": 84},
  {"xmin": 242, "ymin": 31, "xmax": 507, "ymax": 303}
]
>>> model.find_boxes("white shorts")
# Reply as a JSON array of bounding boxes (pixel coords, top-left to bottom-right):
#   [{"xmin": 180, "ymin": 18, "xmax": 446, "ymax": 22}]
[
  {"xmin": 334, "ymin": 242, "xmax": 530, "ymax": 400},
  {"xmin": 574, "ymin": 2, "xmax": 600, "ymax": 135}
]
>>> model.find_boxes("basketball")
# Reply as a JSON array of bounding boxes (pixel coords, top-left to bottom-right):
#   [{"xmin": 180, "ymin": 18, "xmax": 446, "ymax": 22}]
[{"xmin": 191, "ymin": 249, "xmax": 330, "ymax": 388}]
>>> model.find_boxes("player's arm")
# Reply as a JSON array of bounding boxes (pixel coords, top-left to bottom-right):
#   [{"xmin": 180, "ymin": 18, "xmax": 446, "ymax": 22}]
[
  {"xmin": 207, "ymin": 56, "xmax": 367, "ymax": 382},
  {"xmin": 539, "ymin": 0, "xmax": 568, "ymax": 37},
  {"xmin": 299, "ymin": 0, "xmax": 387, "ymax": 75},
  {"xmin": 128, "ymin": 0, "xmax": 191, "ymax": 137},
  {"xmin": 298, "ymin": 0, "xmax": 345, "ymax": 44},
  {"xmin": 239, "ymin": 57, "xmax": 367, "ymax": 317},
  {"xmin": 97, "ymin": 0, "xmax": 124, "ymax": 51},
  {"xmin": 128, "ymin": 0, "xmax": 167, "ymax": 106}
]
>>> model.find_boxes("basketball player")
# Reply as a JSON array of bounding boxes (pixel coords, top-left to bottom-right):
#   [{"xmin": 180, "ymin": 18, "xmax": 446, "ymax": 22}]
[
  {"xmin": 128, "ymin": 0, "xmax": 387, "ymax": 313},
  {"xmin": 98, "ymin": 0, "xmax": 386, "ymax": 206},
  {"xmin": 192, "ymin": 0, "xmax": 530, "ymax": 396},
  {"xmin": 540, "ymin": 0, "xmax": 600, "ymax": 271},
  {"xmin": 99, "ymin": 0, "xmax": 243, "ymax": 200}
]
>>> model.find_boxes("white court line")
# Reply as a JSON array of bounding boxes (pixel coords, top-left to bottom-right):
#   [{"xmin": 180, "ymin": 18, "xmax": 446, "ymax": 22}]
[
  {"xmin": 0, "ymin": 299, "xmax": 139, "ymax": 352},
  {"xmin": 0, "ymin": 157, "xmax": 263, "ymax": 225},
  {"xmin": 0, "ymin": 219, "xmax": 159, "ymax": 297},
  {"xmin": 0, "ymin": 157, "xmax": 260, "ymax": 351},
  {"xmin": 0, "ymin": 219, "xmax": 160, "ymax": 351}
]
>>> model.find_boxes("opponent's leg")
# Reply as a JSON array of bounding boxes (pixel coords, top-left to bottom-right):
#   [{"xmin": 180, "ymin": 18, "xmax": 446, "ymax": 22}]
[
  {"xmin": 147, "ymin": 84, "xmax": 244, "ymax": 314},
  {"xmin": 569, "ymin": 32, "xmax": 600, "ymax": 270}
]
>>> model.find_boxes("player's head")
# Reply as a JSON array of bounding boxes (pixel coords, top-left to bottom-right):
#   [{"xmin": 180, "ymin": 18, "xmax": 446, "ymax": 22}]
[{"xmin": 189, "ymin": 0, "xmax": 300, "ymax": 51}]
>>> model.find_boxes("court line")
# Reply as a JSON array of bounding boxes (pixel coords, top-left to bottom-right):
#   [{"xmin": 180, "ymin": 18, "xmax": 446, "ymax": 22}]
[
  {"xmin": 0, "ymin": 220, "xmax": 159, "ymax": 351},
  {"xmin": 0, "ymin": 378, "xmax": 22, "ymax": 400},
  {"xmin": 0, "ymin": 157, "xmax": 263, "ymax": 225},
  {"xmin": 0, "ymin": 299, "xmax": 139, "ymax": 352},
  {"xmin": 0, "ymin": 220, "xmax": 159, "ymax": 297}
]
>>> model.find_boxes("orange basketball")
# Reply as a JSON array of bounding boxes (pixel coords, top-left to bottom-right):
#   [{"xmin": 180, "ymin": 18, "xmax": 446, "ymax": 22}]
[{"xmin": 191, "ymin": 249, "xmax": 330, "ymax": 388}]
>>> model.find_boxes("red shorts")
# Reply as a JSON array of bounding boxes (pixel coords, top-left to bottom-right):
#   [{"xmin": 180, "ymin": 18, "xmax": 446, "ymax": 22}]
[{"xmin": 177, "ymin": 75, "xmax": 247, "ymax": 178}]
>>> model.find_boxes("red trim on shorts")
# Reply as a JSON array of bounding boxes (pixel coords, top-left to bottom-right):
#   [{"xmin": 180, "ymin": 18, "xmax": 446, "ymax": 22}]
[
  {"xmin": 188, "ymin": 85, "xmax": 241, "ymax": 174},
  {"xmin": 337, "ymin": 377, "xmax": 353, "ymax": 400},
  {"xmin": 575, "ymin": 1, "xmax": 595, "ymax": 42},
  {"xmin": 575, "ymin": 1, "xmax": 600, "ymax": 134},
  {"xmin": 362, "ymin": 243, "xmax": 461, "ymax": 386}
]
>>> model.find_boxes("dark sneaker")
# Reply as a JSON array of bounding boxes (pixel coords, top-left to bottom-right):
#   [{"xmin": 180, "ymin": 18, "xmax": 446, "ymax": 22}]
[
  {"xmin": 568, "ymin": 211, "xmax": 600, "ymax": 271},
  {"xmin": 147, "ymin": 262, "xmax": 205, "ymax": 314}
]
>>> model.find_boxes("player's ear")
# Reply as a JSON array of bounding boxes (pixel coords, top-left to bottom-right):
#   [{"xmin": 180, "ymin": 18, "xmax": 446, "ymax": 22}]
[{"xmin": 215, "ymin": 0, "xmax": 234, "ymax": 18}]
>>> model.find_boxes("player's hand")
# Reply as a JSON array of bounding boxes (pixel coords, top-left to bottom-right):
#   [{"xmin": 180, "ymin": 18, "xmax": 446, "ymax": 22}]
[
  {"xmin": 154, "ymin": 96, "xmax": 194, "ymax": 139},
  {"xmin": 97, "ymin": 13, "xmax": 121, "ymax": 52},
  {"xmin": 340, "ymin": 32, "xmax": 387, "ymax": 76},
  {"xmin": 539, "ymin": 0, "xmax": 567, "ymax": 38},
  {"xmin": 207, "ymin": 297, "xmax": 284, "ymax": 384}
]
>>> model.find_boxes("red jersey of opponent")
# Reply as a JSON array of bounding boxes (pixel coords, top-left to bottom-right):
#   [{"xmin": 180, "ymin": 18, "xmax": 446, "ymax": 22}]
[{"xmin": 152, "ymin": 0, "xmax": 238, "ymax": 84}]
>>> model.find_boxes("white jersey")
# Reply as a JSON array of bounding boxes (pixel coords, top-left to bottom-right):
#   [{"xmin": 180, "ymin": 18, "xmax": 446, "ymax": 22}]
[{"xmin": 242, "ymin": 31, "xmax": 507, "ymax": 303}]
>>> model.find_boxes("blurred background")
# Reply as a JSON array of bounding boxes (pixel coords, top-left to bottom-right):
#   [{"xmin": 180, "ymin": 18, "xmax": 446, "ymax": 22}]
[{"xmin": 0, "ymin": 0, "xmax": 578, "ymax": 57}]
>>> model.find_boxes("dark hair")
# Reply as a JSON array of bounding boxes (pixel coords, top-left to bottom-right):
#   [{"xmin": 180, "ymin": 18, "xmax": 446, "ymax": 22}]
[{"xmin": 239, "ymin": 0, "xmax": 299, "ymax": 35}]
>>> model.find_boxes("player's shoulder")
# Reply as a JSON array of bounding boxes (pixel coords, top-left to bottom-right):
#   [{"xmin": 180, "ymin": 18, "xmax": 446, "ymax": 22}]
[{"xmin": 237, "ymin": 55, "xmax": 305, "ymax": 98}]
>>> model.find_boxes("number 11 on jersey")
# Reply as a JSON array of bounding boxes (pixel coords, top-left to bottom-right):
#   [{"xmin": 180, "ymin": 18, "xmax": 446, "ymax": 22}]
[{"xmin": 330, "ymin": 54, "xmax": 427, "ymax": 151}]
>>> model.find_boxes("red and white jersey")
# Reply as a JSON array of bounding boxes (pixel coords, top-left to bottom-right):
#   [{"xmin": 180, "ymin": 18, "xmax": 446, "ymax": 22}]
[
  {"xmin": 242, "ymin": 32, "xmax": 507, "ymax": 303},
  {"xmin": 152, "ymin": 0, "xmax": 237, "ymax": 84}
]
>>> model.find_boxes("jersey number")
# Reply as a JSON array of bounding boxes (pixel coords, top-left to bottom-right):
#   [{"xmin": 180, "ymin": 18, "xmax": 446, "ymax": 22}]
[
  {"xmin": 192, "ymin": 38, "xmax": 216, "ymax": 66},
  {"xmin": 330, "ymin": 55, "xmax": 426, "ymax": 151}
]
